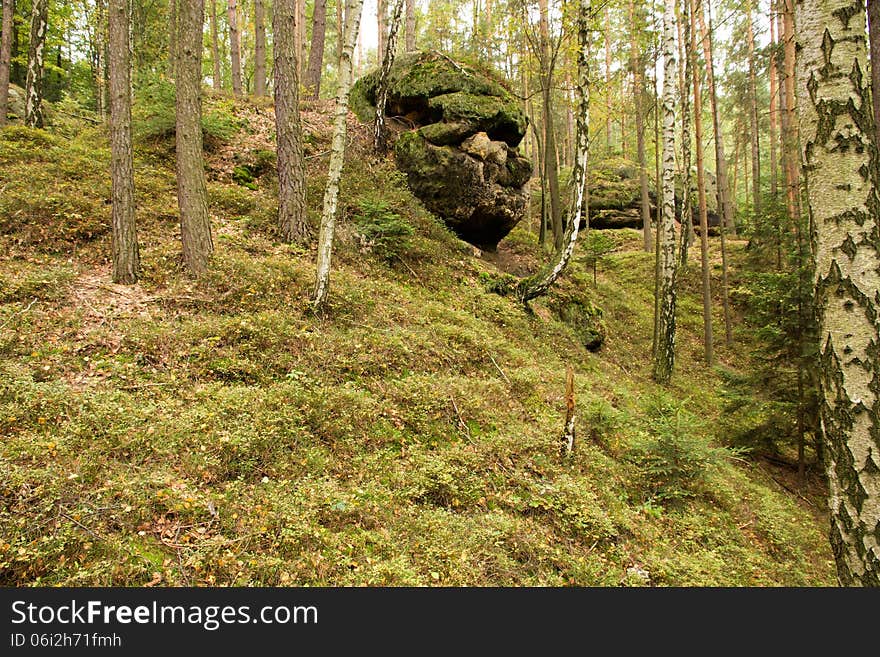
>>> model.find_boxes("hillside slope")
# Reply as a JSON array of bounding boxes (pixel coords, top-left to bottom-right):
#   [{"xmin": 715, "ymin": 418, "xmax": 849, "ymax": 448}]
[{"xmin": 0, "ymin": 96, "xmax": 834, "ymax": 586}]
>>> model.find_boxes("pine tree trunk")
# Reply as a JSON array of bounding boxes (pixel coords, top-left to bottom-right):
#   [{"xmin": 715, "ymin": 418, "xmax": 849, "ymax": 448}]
[
  {"xmin": 377, "ymin": 0, "xmax": 387, "ymax": 61},
  {"xmin": 297, "ymin": 0, "xmax": 305, "ymax": 77},
  {"xmin": 796, "ymin": 0, "xmax": 880, "ymax": 586},
  {"xmin": 275, "ymin": 0, "xmax": 308, "ymax": 243},
  {"xmin": 228, "ymin": 0, "xmax": 242, "ymax": 96},
  {"xmin": 538, "ymin": 0, "xmax": 562, "ymax": 252},
  {"xmin": 176, "ymin": 0, "xmax": 214, "ymax": 274},
  {"xmin": 0, "ymin": 0, "xmax": 14, "ymax": 125},
  {"xmin": 689, "ymin": 0, "xmax": 713, "ymax": 366},
  {"xmin": 516, "ymin": 0, "xmax": 590, "ymax": 305},
  {"xmin": 630, "ymin": 0, "xmax": 651, "ymax": 253},
  {"xmin": 604, "ymin": 7, "xmax": 612, "ymax": 151},
  {"xmin": 780, "ymin": 0, "xmax": 801, "ymax": 227},
  {"xmin": 108, "ymin": 0, "xmax": 139, "ymax": 284},
  {"xmin": 95, "ymin": 0, "xmax": 107, "ymax": 119},
  {"xmin": 211, "ymin": 0, "xmax": 221, "ymax": 90},
  {"xmin": 168, "ymin": 0, "xmax": 177, "ymax": 78},
  {"xmin": 653, "ymin": 0, "xmax": 677, "ymax": 383},
  {"xmin": 254, "ymin": 0, "xmax": 267, "ymax": 96},
  {"xmin": 696, "ymin": 0, "xmax": 731, "ymax": 346},
  {"xmin": 768, "ymin": 3, "xmax": 778, "ymax": 199},
  {"xmin": 304, "ymin": 0, "xmax": 327, "ymax": 99},
  {"xmin": 373, "ymin": 0, "xmax": 404, "ymax": 152},
  {"xmin": 745, "ymin": 0, "xmax": 761, "ymax": 213},
  {"xmin": 405, "ymin": 0, "xmax": 415, "ymax": 51},
  {"xmin": 312, "ymin": 0, "xmax": 364, "ymax": 310},
  {"xmin": 25, "ymin": 0, "xmax": 48, "ymax": 128}
]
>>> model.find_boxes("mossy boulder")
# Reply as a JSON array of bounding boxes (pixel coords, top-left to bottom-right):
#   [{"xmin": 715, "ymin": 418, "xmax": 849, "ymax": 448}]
[
  {"xmin": 351, "ymin": 51, "xmax": 532, "ymax": 250},
  {"xmin": 550, "ymin": 296, "xmax": 606, "ymax": 351}
]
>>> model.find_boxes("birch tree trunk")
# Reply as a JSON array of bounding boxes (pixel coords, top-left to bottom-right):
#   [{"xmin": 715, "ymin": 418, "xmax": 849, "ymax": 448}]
[
  {"xmin": 373, "ymin": 0, "xmax": 404, "ymax": 152},
  {"xmin": 678, "ymin": 0, "xmax": 693, "ymax": 273},
  {"xmin": 0, "ymin": 0, "xmax": 14, "ymax": 125},
  {"xmin": 653, "ymin": 0, "xmax": 677, "ymax": 383},
  {"xmin": 796, "ymin": 0, "xmax": 880, "ymax": 587},
  {"xmin": 405, "ymin": 0, "xmax": 415, "ymax": 51},
  {"xmin": 176, "ymin": 0, "xmax": 214, "ymax": 274},
  {"xmin": 312, "ymin": 0, "xmax": 365, "ymax": 310},
  {"xmin": 25, "ymin": 0, "xmax": 48, "ymax": 128},
  {"xmin": 254, "ymin": 0, "xmax": 267, "ymax": 96},
  {"xmin": 516, "ymin": 0, "xmax": 590, "ymax": 305},
  {"xmin": 275, "ymin": 0, "xmax": 308, "ymax": 243},
  {"xmin": 108, "ymin": 0, "xmax": 139, "ymax": 284},
  {"xmin": 304, "ymin": 0, "xmax": 328, "ymax": 99},
  {"xmin": 689, "ymin": 0, "xmax": 713, "ymax": 366},
  {"xmin": 228, "ymin": 0, "xmax": 243, "ymax": 96},
  {"xmin": 211, "ymin": 0, "xmax": 221, "ymax": 90}
]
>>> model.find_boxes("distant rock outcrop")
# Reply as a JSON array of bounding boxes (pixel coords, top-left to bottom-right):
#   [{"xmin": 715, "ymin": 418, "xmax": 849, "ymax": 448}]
[{"xmin": 351, "ymin": 52, "xmax": 532, "ymax": 251}]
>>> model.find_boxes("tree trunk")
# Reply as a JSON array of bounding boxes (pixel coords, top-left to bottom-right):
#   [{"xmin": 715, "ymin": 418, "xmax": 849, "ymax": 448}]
[
  {"xmin": 780, "ymin": 0, "xmax": 801, "ymax": 228},
  {"xmin": 312, "ymin": 0, "xmax": 365, "ymax": 310},
  {"xmin": 630, "ymin": 0, "xmax": 651, "ymax": 253},
  {"xmin": 228, "ymin": 0, "xmax": 242, "ymax": 96},
  {"xmin": 377, "ymin": 0, "xmax": 387, "ymax": 61},
  {"xmin": 337, "ymin": 0, "xmax": 343, "ymax": 69},
  {"xmin": 211, "ymin": 0, "xmax": 221, "ymax": 90},
  {"xmin": 768, "ymin": 3, "xmax": 778, "ymax": 199},
  {"xmin": 24, "ymin": 0, "xmax": 48, "ymax": 128},
  {"xmin": 168, "ymin": 0, "xmax": 177, "ymax": 78},
  {"xmin": 538, "ymin": 0, "xmax": 562, "ymax": 252},
  {"xmin": 745, "ymin": 0, "xmax": 760, "ymax": 213},
  {"xmin": 176, "ymin": 0, "xmax": 214, "ymax": 274},
  {"xmin": 604, "ymin": 6, "xmax": 612, "ymax": 150},
  {"xmin": 696, "ymin": 0, "xmax": 731, "ymax": 346},
  {"xmin": 297, "ymin": 0, "xmax": 306, "ymax": 76},
  {"xmin": 678, "ymin": 0, "xmax": 693, "ymax": 271},
  {"xmin": 689, "ymin": 0, "xmax": 713, "ymax": 366},
  {"xmin": 796, "ymin": 0, "xmax": 880, "ymax": 586},
  {"xmin": 95, "ymin": 0, "xmax": 107, "ymax": 119},
  {"xmin": 373, "ymin": 0, "xmax": 404, "ymax": 152},
  {"xmin": 0, "ymin": 0, "xmax": 14, "ymax": 125},
  {"xmin": 653, "ymin": 0, "xmax": 677, "ymax": 384},
  {"xmin": 516, "ymin": 0, "xmax": 590, "ymax": 305},
  {"xmin": 405, "ymin": 0, "xmax": 415, "ymax": 51},
  {"xmin": 108, "ymin": 0, "xmax": 139, "ymax": 284},
  {"xmin": 304, "ymin": 0, "xmax": 327, "ymax": 99},
  {"xmin": 868, "ymin": 0, "xmax": 880, "ymax": 149},
  {"xmin": 275, "ymin": 0, "xmax": 308, "ymax": 243},
  {"xmin": 254, "ymin": 0, "xmax": 267, "ymax": 96}
]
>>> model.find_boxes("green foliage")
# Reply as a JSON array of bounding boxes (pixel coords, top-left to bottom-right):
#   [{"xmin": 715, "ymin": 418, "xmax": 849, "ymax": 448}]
[
  {"xmin": 351, "ymin": 200, "xmax": 415, "ymax": 262},
  {"xmin": 132, "ymin": 78, "xmax": 243, "ymax": 147},
  {"xmin": 577, "ymin": 231, "xmax": 618, "ymax": 284},
  {"xmin": 232, "ymin": 166, "xmax": 259, "ymax": 190}
]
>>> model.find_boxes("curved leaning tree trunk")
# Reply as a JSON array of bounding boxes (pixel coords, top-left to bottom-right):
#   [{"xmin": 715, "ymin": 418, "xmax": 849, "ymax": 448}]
[
  {"xmin": 796, "ymin": 0, "xmax": 880, "ymax": 586},
  {"xmin": 515, "ymin": 0, "xmax": 591, "ymax": 305},
  {"xmin": 652, "ymin": 0, "xmax": 677, "ymax": 383},
  {"xmin": 108, "ymin": 0, "xmax": 140, "ymax": 284},
  {"xmin": 25, "ymin": 0, "xmax": 48, "ymax": 128},
  {"xmin": 312, "ymin": 0, "xmax": 365, "ymax": 310},
  {"xmin": 275, "ymin": 0, "xmax": 308, "ymax": 243},
  {"xmin": 373, "ymin": 0, "xmax": 405, "ymax": 152}
]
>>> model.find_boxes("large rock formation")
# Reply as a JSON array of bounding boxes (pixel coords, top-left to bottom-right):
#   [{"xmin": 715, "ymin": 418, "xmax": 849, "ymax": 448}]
[
  {"xmin": 583, "ymin": 157, "xmax": 722, "ymax": 232},
  {"xmin": 351, "ymin": 52, "xmax": 532, "ymax": 251}
]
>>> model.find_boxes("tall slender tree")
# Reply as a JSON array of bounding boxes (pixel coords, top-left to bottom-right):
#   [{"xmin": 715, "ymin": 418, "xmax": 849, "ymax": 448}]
[
  {"xmin": 176, "ymin": 0, "xmax": 214, "ymax": 274},
  {"xmin": 211, "ymin": 0, "xmax": 221, "ymax": 90},
  {"xmin": 653, "ymin": 0, "xmax": 677, "ymax": 383},
  {"xmin": 797, "ymin": 0, "xmax": 880, "ymax": 586},
  {"xmin": 228, "ymin": 0, "xmax": 243, "ymax": 96},
  {"xmin": 405, "ymin": 0, "xmax": 415, "ymax": 51},
  {"xmin": 689, "ymin": 0, "xmax": 713, "ymax": 366},
  {"xmin": 254, "ymin": 0, "xmax": 267, "ymax": 96},
  {"xmin": 0, "ymin": 0, "xmax": 13, "ymax": 125},
  {"xmin": 305, "ymin": 0, "xmax": 328, "ymax": 99},
  {"xmin": 373, "ymin": 0, "xmax": 404, "ymax": 152},
  {"xmin": 313, "ymin": 0, "xmax": 365, "ymax": 310},
  {"xmin": 24, "ymin": 0, "xmax": 48, "ymax": 128},
  {"xmin": 745, "ymin": 0, "xmax": 760, "ymax": 213},
  {"xmin": 629, "ymin": 0, "xmax": 651, "ymax": 253},
  {"xmin": 275, "ymin": 0, "xmax": 308, "ymax": 242},
  {"xmin": 108, "ymin": 0, "xmax": 139, "ymax": 284},
  {"xmin": 377, "ymin": 0, "xmax": 387, "ymax": 57},
  {"xmin": 768, "ymin": 3, "xmax": 778, "ymax": 200}
]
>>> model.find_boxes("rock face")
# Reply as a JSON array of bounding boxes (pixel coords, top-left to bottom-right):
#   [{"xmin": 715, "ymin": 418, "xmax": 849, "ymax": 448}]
[
  {"xmin": 584, "ymin": 157, "xmax": 722, "ymax": 232},
  {"xmin": 351, "ymin": 52, "xmax": 532, "ymax": 251}
]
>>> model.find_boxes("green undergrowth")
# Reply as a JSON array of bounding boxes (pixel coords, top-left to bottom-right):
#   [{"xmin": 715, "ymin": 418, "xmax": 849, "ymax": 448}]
[{"xmin": 0, "ymin": 101, "xmax": 834, "ymax": 586}]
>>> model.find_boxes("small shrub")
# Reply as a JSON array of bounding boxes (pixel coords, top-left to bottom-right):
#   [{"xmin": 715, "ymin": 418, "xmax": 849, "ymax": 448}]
[{"xmin": 351, "ymin": 199, "xmax": 414, "ymax": 262}]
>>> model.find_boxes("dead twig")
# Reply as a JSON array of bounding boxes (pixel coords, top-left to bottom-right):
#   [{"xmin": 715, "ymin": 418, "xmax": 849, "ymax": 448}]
[
  {"xmin": 450, "ymin": 395, "xmax": 474, "ymax": 443},
  {"xmin": 487, "ymin": 352, "xmax": 511, "ymax": 385},
  {"xmin": 0, "ymin": 298, "xmax": 37, "ymax": 332}
]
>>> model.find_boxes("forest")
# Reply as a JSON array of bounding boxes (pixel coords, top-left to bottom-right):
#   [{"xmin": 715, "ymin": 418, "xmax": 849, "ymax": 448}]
[{"xmin": 0, "ymin": 0, "xmax": 877, "ymax": 588}]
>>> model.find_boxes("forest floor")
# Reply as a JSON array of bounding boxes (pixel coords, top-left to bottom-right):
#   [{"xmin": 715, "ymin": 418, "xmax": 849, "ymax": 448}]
[{"xmin": 0, "ymin": 94, "xmax": 835, "ymax": 586}]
